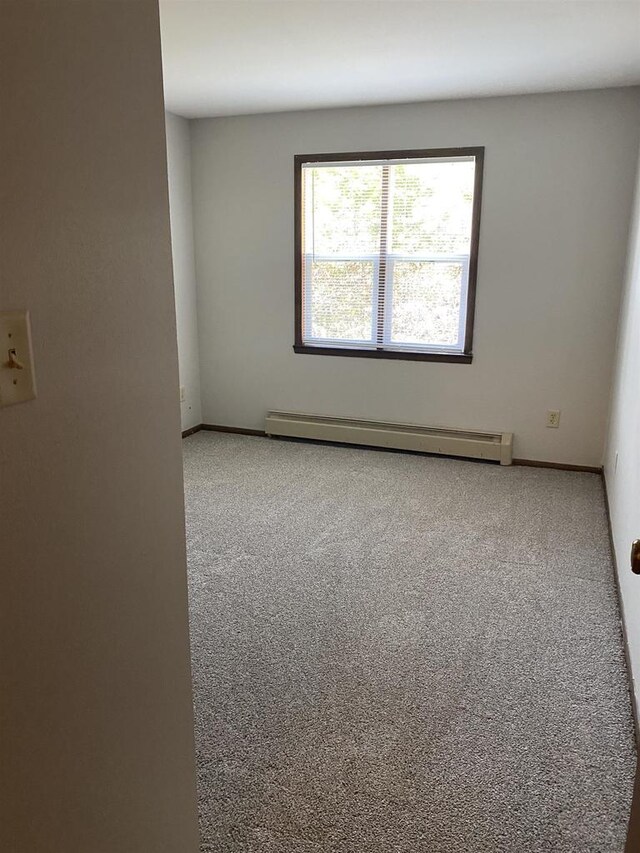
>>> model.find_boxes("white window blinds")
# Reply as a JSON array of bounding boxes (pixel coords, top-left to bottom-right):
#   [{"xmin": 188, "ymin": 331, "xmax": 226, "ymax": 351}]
[{"xmin": 299, "ymin": 152, "xmax": 481, "ymax": 357}]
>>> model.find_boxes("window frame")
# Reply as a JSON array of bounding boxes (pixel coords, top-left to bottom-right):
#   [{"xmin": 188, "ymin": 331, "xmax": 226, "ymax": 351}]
[{"xmin": 293, "ymin": 147, "xmax": 484, "ymax": 364}]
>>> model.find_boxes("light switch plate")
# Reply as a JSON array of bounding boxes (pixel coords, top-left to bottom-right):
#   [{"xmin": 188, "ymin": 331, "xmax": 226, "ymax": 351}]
[{"xmin": 0, "ymin": 310, "xmax": 37, "ymax": 407}]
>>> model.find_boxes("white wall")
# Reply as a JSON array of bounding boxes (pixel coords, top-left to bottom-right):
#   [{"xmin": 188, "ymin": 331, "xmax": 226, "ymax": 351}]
[
  {"xmin": 0, "ymin": 3, "xmax": 199, "ymax": 852},
  {"xmin": 604, "ymin": 141, "xmax": 640, "ymax": 716},
  {"xmin": 166, "ymin": 112, "xmax": 202, "ymax": 430},
  {"xmin": 191, "ymin": 88, "xmax": 640, "ymax": 467}
]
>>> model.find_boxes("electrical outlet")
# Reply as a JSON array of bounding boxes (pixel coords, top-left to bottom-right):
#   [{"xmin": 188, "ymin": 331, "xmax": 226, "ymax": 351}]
[
  {"xmin": 179, "ymin": 386, "xmax": 186, "ymax": 403},
  {"xmin": 546, "ymin": 410, "xmax": 560, "ymax": 428}
]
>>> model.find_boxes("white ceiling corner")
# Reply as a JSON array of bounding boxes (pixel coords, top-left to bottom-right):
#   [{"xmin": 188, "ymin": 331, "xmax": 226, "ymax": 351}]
[{"xmin": 159, "ymin": 0, "xmax": 640, "ymax": 118}]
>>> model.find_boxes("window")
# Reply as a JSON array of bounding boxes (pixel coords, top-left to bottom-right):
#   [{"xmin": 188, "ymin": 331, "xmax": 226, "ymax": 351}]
[{"xmin": 294, "ymin": 147, "xmax": 484, "ymax": 362}]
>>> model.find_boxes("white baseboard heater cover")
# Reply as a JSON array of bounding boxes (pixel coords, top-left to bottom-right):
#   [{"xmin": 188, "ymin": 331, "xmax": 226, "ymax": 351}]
[{"xmin": 265, "ymin": 412, "xmax": 513, "ymax": 465}]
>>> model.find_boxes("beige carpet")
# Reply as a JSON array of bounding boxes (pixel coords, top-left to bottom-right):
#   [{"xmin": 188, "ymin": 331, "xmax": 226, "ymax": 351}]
[{"xmin": 184, "ymin": 432, "xmax": 635, "ymax": 853}]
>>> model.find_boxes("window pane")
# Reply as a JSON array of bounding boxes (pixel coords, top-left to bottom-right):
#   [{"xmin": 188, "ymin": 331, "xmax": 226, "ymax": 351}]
[
  {"xmin": 390, "ymin": 161, "xmax": 475, "ymax": 255},
  {"xmin": 390, "ymin": 261, "xmax": 463, "ymax": 347},
  {"xmin": 307, "ymin": 260, "xmax": 374, "ymax": 342},
  {"xmin": 304, "ymin": 166, "xmax": 381, "ymax": 256}
]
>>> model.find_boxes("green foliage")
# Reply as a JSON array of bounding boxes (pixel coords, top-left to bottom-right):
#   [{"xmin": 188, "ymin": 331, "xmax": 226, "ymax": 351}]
[
  {"xmin": 303, "ymin": 160, "xmax": 474, "ymax": 346},
  {"xmin": 310, "ymin": 261, "xmax": 374, "ymax": 342}
]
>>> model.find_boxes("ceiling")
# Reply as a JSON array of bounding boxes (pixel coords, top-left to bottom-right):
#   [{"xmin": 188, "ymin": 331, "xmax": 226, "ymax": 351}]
[{"xmin": 159, "ymin": 0, "xmax": 640, "ymax": 118}]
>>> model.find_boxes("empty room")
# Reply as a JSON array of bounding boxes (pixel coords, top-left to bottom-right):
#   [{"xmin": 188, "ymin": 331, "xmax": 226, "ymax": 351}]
[
  {"xmin": 4, "ymin": 2, "xmax": 640, "ymax": 852},
  {"xmin": 162, "ymin": 1, "xmax": 640, "ymax": 849}
]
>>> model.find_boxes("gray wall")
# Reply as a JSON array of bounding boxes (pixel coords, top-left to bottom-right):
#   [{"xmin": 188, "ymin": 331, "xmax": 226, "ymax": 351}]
[
  {"xmin": 191, "ymin": 88, "xmax": 640, "ymax": 466},
  {"xmin": 605, "ymin": 140, "xmax": 640, "ymax": 718},
  {"xmin": 0, "ymin": 3, "xmax": 199, "ymax": 851},
  {"xmin": 166, "ymin": 112, "xmax": 202, "ymax": 430}
]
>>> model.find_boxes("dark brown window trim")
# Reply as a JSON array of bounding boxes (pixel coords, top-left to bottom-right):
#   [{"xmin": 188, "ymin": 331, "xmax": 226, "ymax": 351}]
[
  {"xmin": 293, "ymin": 344, "xmax": 473, "ymax": 364},
  {"xmin": 294, "ymin": 146, "xmax": 484, "ymax": 363}
]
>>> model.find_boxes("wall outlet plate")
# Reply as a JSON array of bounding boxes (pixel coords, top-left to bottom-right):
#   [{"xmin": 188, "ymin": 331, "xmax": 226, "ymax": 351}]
[
  {"xmin": 0, "ymin": 310, "xmax": 37, "ymax": 407},
  {"xmin": 546, "ymin": 409, "xmax": 560, "ymax": 428}
]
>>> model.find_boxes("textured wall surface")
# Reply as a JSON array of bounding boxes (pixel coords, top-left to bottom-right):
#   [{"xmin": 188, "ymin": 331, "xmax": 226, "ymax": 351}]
[
  {"xmin": 605, "ymin": 140, "xmax": 640, "ymax": 720},
  {"xmin": 0, "ymin": 3, "xmax": 199, "ymax": 851},
  {"xmin": 191, "ymin": 88, "xmax": 640, "ymax": 466},
  {"xmin": 166, "ymin": 111, "xmax": 202, "ymax": 430}
]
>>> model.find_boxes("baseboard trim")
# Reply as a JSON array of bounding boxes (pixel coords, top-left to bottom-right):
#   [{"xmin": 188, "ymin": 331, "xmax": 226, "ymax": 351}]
[
  {"xmin": 602, "ymin": 473, "xmax": 639, "ymax": 746},
  {"xmin": 181, "ymin": 424, "xmax": 203, "ymax": 438},
  {"xmin": 200, "ymin": 423, "xmax": 266, "ymax": 437},
  {"xmin": 513, "ymin": 458, "xmax": 602, "ymax": 474}
]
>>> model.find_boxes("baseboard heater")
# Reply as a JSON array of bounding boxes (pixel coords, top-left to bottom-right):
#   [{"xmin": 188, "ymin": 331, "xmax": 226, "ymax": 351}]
[{"xmin": 265, "ymin": 411, "xmax": 513, "ymax": 465}]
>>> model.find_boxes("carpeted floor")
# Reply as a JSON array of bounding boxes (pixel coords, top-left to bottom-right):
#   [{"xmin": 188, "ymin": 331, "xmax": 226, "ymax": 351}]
[{"xmin": 183, "ymin": 432, "xmax": 636, "ymax": 853}]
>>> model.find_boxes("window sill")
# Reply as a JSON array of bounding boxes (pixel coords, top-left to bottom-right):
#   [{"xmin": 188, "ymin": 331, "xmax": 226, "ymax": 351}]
[{"xmin": 293, "ymin": 345, "xmax": 473, "ymax": 364}]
